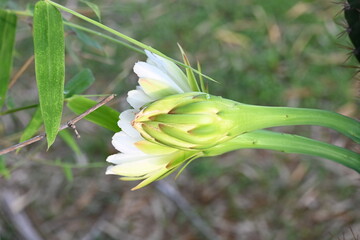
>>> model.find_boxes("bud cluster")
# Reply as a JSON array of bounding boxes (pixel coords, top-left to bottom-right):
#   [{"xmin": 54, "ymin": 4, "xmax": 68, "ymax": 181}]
[{"xmin": 132, "ymin": 92, "xmax": 242, "ymax": 150}]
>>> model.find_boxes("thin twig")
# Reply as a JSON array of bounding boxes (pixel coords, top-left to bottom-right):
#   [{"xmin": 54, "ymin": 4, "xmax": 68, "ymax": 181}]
[
  {"xmin": 9, "ymin": 55, "xmax": 35, "ymax": 89},
  {"xmin": 0, "ymin": 94, "xmax": 116, "ymax": 155}
]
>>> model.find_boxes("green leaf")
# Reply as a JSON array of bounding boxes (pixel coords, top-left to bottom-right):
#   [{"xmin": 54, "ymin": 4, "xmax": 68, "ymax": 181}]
[
  {"xmin": 64, "ymin": 68, "xmax": 95, "ymax": 98},
  {"xmin": 59, "ymin": 129, "xmax": 81, "ymax": 154},
  {"xmin": 62, "ymin": 166, "xmax": 74, "ymax": 182},
  {"xmin": 66, "ymin": 96, "xmax": 120, "ymax": 132},
  {"xmin": 0, "ymin": 9, "xmax": 17, "ymax": 108},
  {"xmin": 81, "ymin": 0, "xmax": 101, "ymax": 21},
  {"xmin": 71, "ymin": 27, "xmax": 102, "ymax": 49},
  {"xmin": 33, "ymin": 1, "xmax": 65, "ymax": 148},
  {"xmin": 0, "ymin": 156, "xmax": 11, "ymax": 179},
  {"xmin": 18, "ymin": 107, "xmax": 43, "ymax": 152}
]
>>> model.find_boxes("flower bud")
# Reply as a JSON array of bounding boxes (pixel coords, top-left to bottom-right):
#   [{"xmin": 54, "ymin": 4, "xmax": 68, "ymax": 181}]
[{"xmin": 132, "ymin": 92, "xmax": 242, "ymax": 150}]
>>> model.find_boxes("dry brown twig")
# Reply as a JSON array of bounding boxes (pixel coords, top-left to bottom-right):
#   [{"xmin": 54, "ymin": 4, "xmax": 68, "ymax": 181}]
[
  {"xmin": 0, "ymin": 94, "xmax": 116, "ymax": 155},
  {"xmin": 8, "ymin": 55, "xmax": 35, "ymax": 89}
]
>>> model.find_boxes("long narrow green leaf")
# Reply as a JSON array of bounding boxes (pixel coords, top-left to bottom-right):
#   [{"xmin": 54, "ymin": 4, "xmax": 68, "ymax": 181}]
[
  {"xmin": 33, "ymin": 1, "xmax": 65, "ymax": 148},
  {"xmin": 18, "ymin": 107, "xmax": 43, "ymax": 147},
  {"xmin": 58, "ymin": 129, "xmax": 81, "ymax": 154},
  {"xmin": 66, "ymin": 96, "xmax": 120, "ymax": 132},
  {"xmin": 64, "ymin": 68, "xmax": 95, "ymax": 98},
  {"xmin": 0, "ymin": 9, "xmax": 17, "ymax": 108}
]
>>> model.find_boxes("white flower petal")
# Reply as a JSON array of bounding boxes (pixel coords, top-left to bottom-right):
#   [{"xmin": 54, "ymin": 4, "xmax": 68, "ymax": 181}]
[
  {"xmin": 112, "ymin": 132, "xmax": 142, "ymax": 153},
  {"xmin": 106, "ymin": 154, "xmax": 169, "ymax": 176},
  {"xmin": 106, "ymin": 152, "xmax": 148, "ymax": 164},
  {"xmin": 118, "ymin": 109, "xmax": 141, "ymax": 138},
  {"xmin": 134, "ymin": 62, "xmax": 184, "ymax": 93},
  {"xmin": 105, "ymin": 165, "xmax": 116, "ymax": 175},
  {"xmin": 127, "ymin": 88, "xmax": 153, "ymax": 110},
  {"xmin": 139, "ymin": 78, "xmax": 179, "ymax": 99},
  {"xmin": 145, "ymin": 50, "xmax": 191, "ymax": 92}
]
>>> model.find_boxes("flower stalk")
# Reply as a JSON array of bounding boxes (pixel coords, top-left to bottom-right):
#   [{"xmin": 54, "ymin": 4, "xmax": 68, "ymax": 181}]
[
  {"xmin": 233, "ymin": 104, "xmax": 360, "ymax": 144},
  {"xmin": 205, "ymin": 130, "xmax": 360, "ymax": 173}
]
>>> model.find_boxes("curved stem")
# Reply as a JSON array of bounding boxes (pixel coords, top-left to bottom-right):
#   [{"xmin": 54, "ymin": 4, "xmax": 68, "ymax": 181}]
[
  {"xmin": 0, "ymin": 103, "xmax": 38, "ymax": 116},
  {"xmin": 231, "ymin": 104, "xmax": 360, "ymax": 143},
  {"xmin": 205, "ymin": 130, "xmax": 360, "ymax": 173},
  {"xmin": 47, "ymin": 0, "xmax": 216, "ymax": 83}
]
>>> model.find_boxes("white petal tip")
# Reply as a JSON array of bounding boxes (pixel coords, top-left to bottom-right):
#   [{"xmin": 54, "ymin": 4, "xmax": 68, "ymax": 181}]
[{"xmin": 106, "ymin": 166, "xmax": 116, "ymax": 175}]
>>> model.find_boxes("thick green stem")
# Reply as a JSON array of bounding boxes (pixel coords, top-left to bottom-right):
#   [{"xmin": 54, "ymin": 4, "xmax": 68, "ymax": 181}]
[
  {"xmin": 205, "ymin": 130, "xmax": 360, "ymax": 173},
  {"xmin": 230, "ymin": 104, "xmax": 360, "ymax": 144}
]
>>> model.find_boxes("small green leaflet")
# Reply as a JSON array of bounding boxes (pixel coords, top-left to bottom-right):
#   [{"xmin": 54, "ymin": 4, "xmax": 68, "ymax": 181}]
[
  {"xmin": 59, "ymin": 129, "xmax": 81, "ymax": 154},
  {"xmin": 64, "ymin": 68, "xmax": 95, "ymax": 98},
  {"xmin": 71, "ymin": 27, "xmax": 102, "ymax": 50},
  {"xmin": 67, "ymin": 96, "xmax": 120, "ymax": 132},
  {"xmin": 17, "ymin": 107, "xmax": 43, "ymax": 153},
  {"xmin": 62, "ymin": 166, "xmax": 74, "ymax": 182},
  {"xmin": 0, "ymin": 9, "xmax": 17, "ymax": 108},
  {"xmin": 33, "ymin": 1, "xmax": 65, "ymax": 148},
  {"xmin": 81, "ymin": 0, "xmax": 101, "ymax": 22}
]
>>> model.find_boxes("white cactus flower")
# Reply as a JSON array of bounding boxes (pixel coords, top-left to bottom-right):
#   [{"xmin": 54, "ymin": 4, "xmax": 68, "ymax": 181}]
[{"xmin": 106, "ymin": 50, "xmax": 196, "ymax": 190}]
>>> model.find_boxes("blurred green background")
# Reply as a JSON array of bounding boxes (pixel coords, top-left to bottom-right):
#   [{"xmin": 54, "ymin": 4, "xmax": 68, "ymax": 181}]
[{"xmin": 0, "ymin": 0, "xmax": 359, "ymax": 239}]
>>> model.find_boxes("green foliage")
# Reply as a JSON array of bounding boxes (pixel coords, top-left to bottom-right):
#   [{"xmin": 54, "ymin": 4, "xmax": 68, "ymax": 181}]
[
  {"xmin": 64, "ymin": 68, "xmax": 95, "ymax": 98},
  {"xmin": 53, "ymin": 159, "xmax": 75, "ymax": 182},
  {"xmin": 33, "ymin": 1, "xmax": 65, "ymax": 148},
  {"xmin": 0, "ymin": 0, "xmax": 9, "ymax": 8},
  {"xmin": 0, "ymin": 9, "xmax": 16, "ymax": 108},
  {"xmin": 18, "ymin": 107, "xmax": 42, "ymax": 146},
  {"xmin": 58, "ymin": 129, "xmax": 81, "ymax": 154},
  {"xmin": 344, "ymin": 0, "xmax": 360, "ymax": 62},
  {"xmin": 80, "ymin": 0, "xmax": 101, "ymax": 22},
  {"xmin": 66, "ymin": 96, "xmax": 120, "ymax": 132},
  {"xmin": 70, "ymin": 27, "xmax": 102, "ymax": 50},
  {"xmin": 0, "ymin": 156, "xmax": 11, "ymax": 179}
]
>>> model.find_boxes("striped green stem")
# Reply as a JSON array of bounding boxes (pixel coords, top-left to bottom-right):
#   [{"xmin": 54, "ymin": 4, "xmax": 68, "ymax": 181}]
[
  {"xmin": 231, "ymin": 104, "xmax": 360, "ymax": 144},
  {"xmin": 205, "ymin": 130, "xmax": 360, "ymax": 173}
]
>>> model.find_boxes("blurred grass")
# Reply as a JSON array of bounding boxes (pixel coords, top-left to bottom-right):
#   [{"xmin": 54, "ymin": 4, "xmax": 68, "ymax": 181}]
[{"xmin": 0, "ymin": 0, "xmax": 359, "ymax": 239}]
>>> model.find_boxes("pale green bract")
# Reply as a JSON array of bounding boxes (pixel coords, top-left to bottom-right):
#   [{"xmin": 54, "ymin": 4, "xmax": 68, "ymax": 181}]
[{"xmin": 106, "ymin": 51, "xmax": 199, "ymax": 190}]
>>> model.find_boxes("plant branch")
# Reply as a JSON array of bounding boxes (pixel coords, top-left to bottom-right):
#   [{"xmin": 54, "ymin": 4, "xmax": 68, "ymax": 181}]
[
  {"xmin": 9, "ymin": 55, "xmax": 34, "ymax": 89},
  {"xmin": 0, "ymin": 94, "xmax": 116, "ymax": 155}
]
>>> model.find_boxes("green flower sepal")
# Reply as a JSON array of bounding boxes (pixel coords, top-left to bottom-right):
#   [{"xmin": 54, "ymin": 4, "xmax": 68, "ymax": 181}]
[
  {"xmin": 133, "ymin": 92, "xmax": 242, "ymax": 150},
  {"xmin": 133, "ymin": 92, "xmax": 360, "ymax": 151}
]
